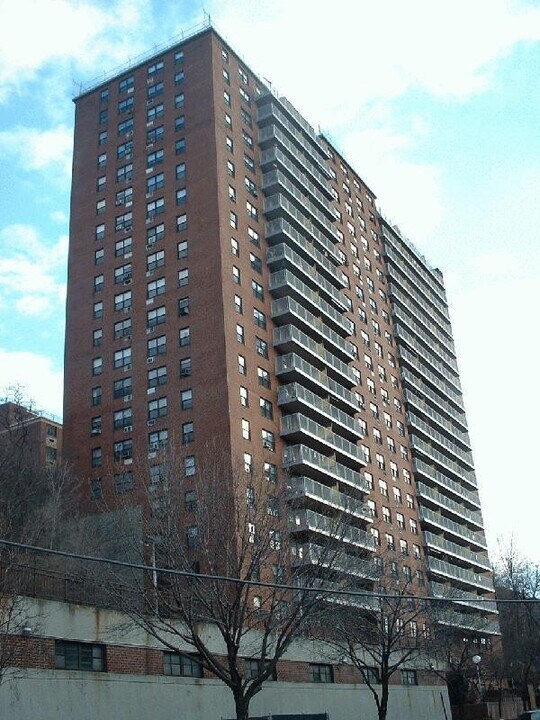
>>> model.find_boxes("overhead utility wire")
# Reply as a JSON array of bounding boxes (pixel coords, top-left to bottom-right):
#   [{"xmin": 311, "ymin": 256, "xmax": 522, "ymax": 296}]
[{"xmin": 0, "ymin": 538, "xmax": 538, "ymax": 604}]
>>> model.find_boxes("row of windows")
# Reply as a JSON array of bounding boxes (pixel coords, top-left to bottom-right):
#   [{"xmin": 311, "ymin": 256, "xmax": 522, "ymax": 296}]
[
  {"xmin": 54, "ymin": 636, "xmax": 419, "ymax": 684},
  {"xmin": 91, "ymin": 330, "xmax": 191, "ymax": 374}
]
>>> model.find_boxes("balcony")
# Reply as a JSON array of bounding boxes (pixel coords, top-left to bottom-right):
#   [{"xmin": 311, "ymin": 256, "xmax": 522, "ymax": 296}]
[
  {"xmin": 430, "ymin": 581, "xmax": 498, "ymax": 613},
  {"xmin": 263, "ymin": 169, "xmax": 336, "ymax": 233},
  {"xmin": 270, "ymin": 270, "xmax": 352, "ymax": 337},
  {"xmin": 292, "ymin": 542, "xmax": 377, "ymax": 580},
  {"xmin": 410, "ymin": 436, "xmax": 477, "ymax": 486},
  {"xmin": 391, "ymin": 289, "xmax": 454, "ymax": 351},
  {"xmin": 424, "ymin": 531, "xmax": 492, "ymax": 571},
  {"xmin": 274, "ymin": 325, "xmax": 356, "ymax": 388},
  {"xmin": 265, "ymin": 217, "xmax": 342, "ymax": 271},
  {"xmin": 400, "ymin": 356, "xmax": 465, "ymax": 415},
  {"xmin": 278, "ymin": 383, "xmax": 363, "ymax": 441},
  {"xmin": 288, "ymin": 476, "xmax": 372, "ymax": 521},
  {"xmin": 408, "ymin": 412, "xmax": 474, "ymax": 470},
  {"xmin": 382, "ymin": 230, "xmax": 448, "ymax": 311},
  {"xmin": 416, "ymin": 481, "xmax": 483, "ymax": 526},
  {"xmin": 281, "ymin": 412, "xmax": 366, "ymax": 467},
  {"xmin": 388, "ymin": 278, "xmax": 452, "ymax": 343},
  {"xmin": 267, "ymin": 243, "xmax": 347, "ymax": 311},
  {"xmin": 435, "ymin": 610, "xmax": 500, "ymax": 636},
  {"xmin": 401, "ymin": 374, "xmax": 471, "ymax": 436},
  {"xmin": 289, "ymin": 508, "xmax": 376, "ymax": 551},
  {"xmin": 295, "ymin": 576, "xmax": 379, "ymax": 611},
  {"xmin": 393, "ymin": 308, "xmax": 458, "ymax": 375},
  {"xmin": 283, "ymin": 444, "xmax": 370, "ymax": 493},
  {"xmin": 420, "ymin": 507, "xmax": 487, "ymax": 549},
  {"xmin": 258, "ymin": 125, "xmax": 330, "ymax": 195},
  {"xmin": 264, "ymin": 192, "xmax": 339, "ymax": 246},
  {"xmin": 426, "ymin": 556, "xmax": 494, "ymax": 592},
  {"xmin": 272, "ymin": 296, "xmax": 355, "ymax": 362},
  {"xmin": 257, "ymin": 100, "xmax": 331, "ymax": 179},
  {"xmin": 276, "ymin": 353, "xmax": 360, "ymax": 412}
]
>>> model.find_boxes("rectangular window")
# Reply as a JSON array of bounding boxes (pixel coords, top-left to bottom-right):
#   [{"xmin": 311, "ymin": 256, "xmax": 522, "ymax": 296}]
[
  {"xmin": 55, "ymin": 641, "xmax": 105, "ymax": 672},
  {"xmin": 179, "ymin": 327, "xmax": 190, "ymax": 347},
  {"xmin": 163, "ymin": 653, "xmax": 202, "ymax": 677},
  {"xmin": 148, "ymin": 366, "xmax": 167, "ymax": 388},
  {"xmin": 114, "ymin": 471, "xmax": 133, "ymax": 493},
  {"xmin": 148, "ymin": 335, "xmax": 167, "ymax": 356},
  {"xmin": 401, "ymin": 670, "xmax": 418, "ymax": 686},
  {"xmin": 177, "ymin": 213, "xmax": 187, "ymax": 232},
  {"xmin": 255, "ymin": 337, "xmax": 268, "ymax": 358},
  {"xmin": 180, "ymin": 357, "xmax": 192, "ymax": 377},
  {"xmin": 309, "ymin": 664, "xmax": 334, "ymax": 683}
]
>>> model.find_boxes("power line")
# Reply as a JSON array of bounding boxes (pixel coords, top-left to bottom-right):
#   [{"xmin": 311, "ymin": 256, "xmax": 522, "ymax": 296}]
[{"xmin": 0, "ymin": 538, "xmax": 538, "ymax": 604}]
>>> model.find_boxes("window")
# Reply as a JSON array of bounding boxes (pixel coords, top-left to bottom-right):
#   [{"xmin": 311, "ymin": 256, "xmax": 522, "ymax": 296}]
[
  {"xmin": 91, "ymin": 447, "xmax": 102, "ymax": 467},
  {"xmin": 114, "ymin": 439, "xmax": 133, "ymax": 461},
  {"xmin": 262, "ymin": 429, "xmax": 275, "ymax": 451},
  {"xmin": 243, "ymin": 452, "xmax": 252, "ymax": 473},
  {"xmin": 180, "ymin": 357, "xmax": 192, "ymax": 377},
  {"xmin": 249, "ymin": 252, "xmax": 262, "ymax": 273},
  {"xmin": 241, "ymin": 418, "xmax": 250, "ymax": 440},
  {"xmin": 92, "ymin": 328, "xmax": 102, "ymax": 347},
  {"xmin": 255, "ymin": 337, "xmax": 268, "ymax": 358},
  {"xmin": 253, "ymin": 308, "xmax": 266, "ymax": 329},
  {"xmin": 148, "ymin": 334, "xmax": 167, "ymax": 356},
  {"xmin": 115, "ymin": 211, "xmax": 132, "ymax": 231},
  {"xmin": 257, "ymin": 367, "xmax": 270, "ymax": 388},
  {"xmin": 95, "ymin": 224, "xmax": 105, "ymax": 241},
  {"xmin": 147, "ymin": 249, "xmax": 165, "ymax": 272},
  {"xmin": 173, "ymin": 162, "xmax": 186, "ymax": 183},
  {"xmin": 182, "ymin": 421, "xmax": 194, "ymax": 444},
  {"xmin": 115, "ymin": 236, "xmax": 132, "ymax": 258},
  {"xmin": 147, "ymin": 103, "xmax": 164, "ymax": 121},
  {"xmin": 379, "ymin": 479, "xmax": 388, "ymax": 497},
  {"xmin": 117, "ymin": 141, "xmax": 133, "ymax": 160},
  {"xmin": 114, "ymin": 471, "xmax": 133, "ymax": 493},
  {"xmin": 114, "ymin": 318, "xmax": 131, "ymax": 339},
  {"xmin": 396, "ymin": 513, "xmax": 405, "ymax": 530},
  {"xmin": 114, "ymin": 264, "xmax": 131, "ymax": 283},
  {"xmin": 178, "ymin": 297, "xmax": 190, "ymax": 317},
  {"xmin": 148, "ymin": 366, "xmax": 167, "ymax": 388},
  {"xmin": 409, "ymin": 518, "xmax": 418, "ymax": 534},
  {"xmin": 113, "ymin": 408, "xmax": 132, "ymax": 430},
  {"xmin": 382, "ymin": 506, "xmax": 391, "ymax": 524},
  {"xmin": 184, "ymin": 455, "xmax": 195, "ymax": 476},
  {"xmin": 246, "ymin": 201, "xmax": 258, "ymax": 220},
  {"xmin": 91, "ymin": 386, "xmax": 102, "ymax": 407},
  {"xmin": 231, "ymin": 237, "xmax": 239, "ymax": 256},
  {"xmin": 386, "ymin": 533, "xmax": 395, "ymax": 551},
  {"xmin": 114, "ymin": 347, "xmax": 131, "ymax": 369},
  {"xmin": 309, "ymin": 664, "xmax": 334, "ymax": 683},
  {"xmin": 175, "ymin": 137, "xmax": 186, "ymax": 154},
  {"xmin": 163, "ymin": 652, "xmax": 202, "ymax": 677},
  {"xmin": 238, "ymin": 354, "xmax": 246, "ymax": 375},
  {"xmin": 147, "ymin": 148, "xmax": 164, "ymax": 167},
  {"xmin": 393, "ymin": 486, "xmax": 402, "ymax": 504},
  {"xmin": 99, "ymin": 109, "xmax": 108, "ymax": 125},
  {"xmin": 113, "ymin": 377, "xmax": 132, "ymax": 399},
  {"xmin": 148, "ymin": 397, "xmax": 167, "ymax": 420},
  {"xmin": 245, "ymin": 176, "xmax": 256, "ymax": 196},
  {"xmin": 146, "ymin": 173, "xmax": 164, "ymax": 194},
  {"xmin": 98, "ymin": 130, "xmax": 107, "ymax": 146},
  {"xmin": 239, "ymin": 87, "xmax": 250, "ymax": 105},
  {"xmin": 361, "ymin": 667, "xmax": 380, "ymax": 685},
  {"xmin": 264, "ymin": 462, "xmax": 277, "ymax": 483},
  {"xmin": 147, "ymin": 277, "xmax": 165, "ymax": 298},
  {"xmin": 239, "ymin": 386, "xmax": 248, "ymax": 407},
  {"xmin": 147, "ymin": 59, "xmax": 164, "ymax": 75},
  {"xmin": 147, "ymin": 81, "xmax": 164, "ymax": 98},
  {"xmin": 118, "ymin": 118, "xmax": 134, "ymax": 136},
  {"xmin": 92, "ymin": 357, "xmax": 103, "ymax": 376},
  {"xmin": 236, "ymin": 324, "xmax": 245, "ymax": 344},
  {"xmin": 178, "ymin": 268, "xmax": 189, "ymax": 287},
  {"xmin": 149, "ymin": 428, "xmax": 168, "ymax": 450},
  {"xmin": 146, "ymin": 197, "xmax": 165, "ymax": 220},
  {"xmin": 177, "ymin": 213, "xmax": 188, "ymax": 232},
  {"xmin": 119, "ymin": 75, "xmax": 134, "ymax": 93},
  {"xmin": 252, "ymin": 280, "xmax": 264, "ymax": 301},
  {"xmin": 97, "ymin": 153, "xmax": 107, "ymax": 169},
  {"xmin": 55, "ymin": 641, "xmax": 105, "ymax": 672},
  {"xmin": 179, "ymin": 327, "xmax": 190, "ymax": 347},
  {"xmin": 259, "ymin": 398, "xmax": 273, "ymax": 419},
  {"xmin": 244, "ymin": 153, "xmax": 254, "ymax": 172},
  {"xmin": 401, "ymin": 670, "xmax": 418, "ymax": 686}
]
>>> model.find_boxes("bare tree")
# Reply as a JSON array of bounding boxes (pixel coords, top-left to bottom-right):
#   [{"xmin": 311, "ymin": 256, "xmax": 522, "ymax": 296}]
[
  {"xmin": 495, "ymin": 543, "xmax": 540, "ymax": 711},
  {"xmin": 325, "ymin": 553, "xmax": 435, "ymax": 720},
  {"xmin": 95, "ymin": 446, "xmax": 349, "ymax": 720}
]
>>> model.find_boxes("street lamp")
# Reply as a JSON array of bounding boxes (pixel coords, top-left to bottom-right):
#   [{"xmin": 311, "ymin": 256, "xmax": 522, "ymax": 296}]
[{"xmin": 472, "ymin": 654, "xmax": 482, "ymax": 700}]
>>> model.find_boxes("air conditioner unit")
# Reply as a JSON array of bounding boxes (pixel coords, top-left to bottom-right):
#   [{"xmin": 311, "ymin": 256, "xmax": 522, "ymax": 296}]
[
  {"xmin": 146, "ymin": 99, "xmax": 153, "ymax": 106},
  {"xmin": 263, "ymin": 440, "xmax": 274, "ymax": 450},
  {"xmin": 145, "ymin": 243, "xmax": 155, "ymax": 250},
  {"xmin": 146, "ymin": 298, "xmax": 154, "ymax": 306},
  {"xmin": 123, "ymin": 364, "xmax": 131, "ymax": 372},
  {"xmin": 125, "ymin": 153, "xmax": 132, "ymax": 160},
  {"xmin": 91, "ymin": 429, "xmax": 101, "ymax": 436},
  {"xmin": 146, "ymin": 143, "xmax": 154, "ymax": 150},
  {"xmin": 124, "ymin": 224, "xmax": 132, "ymax": 231},
  {"xmin": 125, "ymin": 252, "xmax": 132, "ymax": 259},
  {"xmin": 146, "ymin": 327, "xmax": 155, "ymax": 334},
  {"xmin": 123, "ymin": 425, "xmax": 132, "ymax": 433},
  {"xmin": 146, "ymin": 167, "xmax": 153, "ymax": 174},
  {"xmin": 124, "ymin": 278, "xmax": 132, "ymax": 285},
  {"xmin": 147, "ymin": 357, "xmax": 155, "ymax": 364},
  {"xmin": 147, "ymin": 419, "xmax": 156, "ymax": 427},
  {"xmin": 126, "ymin": 131, "xmax": 133, "ymax": 138},
  {"xmin": 115, "ymin": 199, "xmax": 123, "ymax": 206},
  {"xmin": 124, "ymin": 394, "xmax": 132, "ymax": 402},
  {"xmin": 145, "ymin": 270, "xmax": 155, "ymax": 277},
  {"xmin": 123, "ymin": 334, "xmax": 132, "ymax": 341},
  {"xmin": 147, "ymin": 77, "xmax": 153, "ymax": 84},
  {"xmin": 146, "ymin": 191, "xmax": 154, "ymax": 198},
  {"xmin": 149, "ymin": 443, "xmax": 159, "ymax": 451},
  {"xmin": 180, "ymin": 369, "xmax": 190, "ymax": 377},
  {"xmin": 127, "ymin": 87, "xmax": 134, "ymax": 94},
  {"xmin": 123, "ymin": 307, "xmax": 131, "ymax": 313},
  {"xmin": 147, "ymin": 387, "xmax": 155, "ymax": 395},
  {"xmin": 146, "ymin": 121, "xmax": 154, "ymax": 128}
]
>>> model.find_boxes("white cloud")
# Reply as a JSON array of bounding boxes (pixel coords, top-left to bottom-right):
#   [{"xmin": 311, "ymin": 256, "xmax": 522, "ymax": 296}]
[
  {"xmin": 0, "ymin": 224, "xmax": 67, "ymax": 319},
  {"xmin": 51, "ymin": 210, "xmax": 68, "ymax": 224},
  {"xmin": 0, "ymin": 349, "xmax": 63, "ymax": 418},
  {"xmin": 0, "ymin": 125, "xmax": 73, "ymax": 177}
]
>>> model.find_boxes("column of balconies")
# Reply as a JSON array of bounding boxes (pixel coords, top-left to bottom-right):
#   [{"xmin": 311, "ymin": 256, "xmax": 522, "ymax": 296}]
[
  {"xmin": 408, "ymin": 412, "xmax": 475, "ymax": 470},
  {"xmin": 430, "ymin": 581, "xmax": 498, "ymax": 613},
  {"xmin": 259, "ymin": 95, "xmax": 374, "ymax": 583},
  {"xmin": 267, "ymin": 243, "xmax": 347, "ymax": 311},
  {"xmin": 426, "ymin": 556, "xmax": 494, "ymax": 592},
  {"xmin": 400, "ymin": 356, "xmax": 465, "ymax": 415},
  {"xmin": 413, "ymin": 458, "xmax": 480, "ymax": 505},
  {"xmin": 416, "ymin": 482, "xmax": 483, "ymax": 528},
  {"xmin": 404, "ymin": 387, "xmax": 471, "ymax": 450},
  {"xmin": 435, "ymin": 609, "xmax": 500, "ymax": 635},
  {"xmin": 419, "ymin": 507, "xmax": 487, "ymax": 550},
  {"xmin": 424, "ymin": 531, "xmax": 491, "ymax": 571}
]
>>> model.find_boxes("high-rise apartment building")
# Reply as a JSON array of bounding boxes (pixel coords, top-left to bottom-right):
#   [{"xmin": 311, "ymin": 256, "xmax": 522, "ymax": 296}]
[{"xmin": 64, "ymin": 23, "xmax": 498, "ymax": 638}]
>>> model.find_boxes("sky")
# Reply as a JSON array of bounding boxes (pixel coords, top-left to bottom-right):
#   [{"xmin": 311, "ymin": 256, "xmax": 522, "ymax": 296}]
[{"xmin": 0, "ymin": 0, "xmax": 539, "ymax": 563}]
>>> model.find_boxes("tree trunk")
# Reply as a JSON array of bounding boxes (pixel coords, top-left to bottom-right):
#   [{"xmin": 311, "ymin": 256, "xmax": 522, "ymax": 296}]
[
  {"xmin": 233, "ymin": 690, "xmax": 250, "ymax": 720},
  {"xmin": 378, "ymin": 680, "xmax": 389, "ymax": 720}
]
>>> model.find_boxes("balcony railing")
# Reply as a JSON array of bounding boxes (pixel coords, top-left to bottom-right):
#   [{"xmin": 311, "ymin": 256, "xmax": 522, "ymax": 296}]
[
  {"xmin": 270, "ymin": 269, "xmax": 353, "ymax": 336},
  {"xmin": 404, "ymin": 387, "xmax": 471, "ymax": 449},
  {"xmin": 267, "ymin": 242, "xmax": 347, "ymax": 311},
  {"xmin": 419, "ymin": 507, "xmax": 487, "ymax": 550},
  {"xmin": 265, "ymin": 216, "xmax": 342, "ymax": 271},
  {"xmin": 272, "ymin": 296, "xmax": 355, "ymax": 361},
  {"xmin": 400, "ymin": 357, "xmax": 465, "ymax": 415},
  {"xmin": 426, "ymin": 556, "xmax": 494, "ymax": 592},
  {"xmin": 281, "ymin": 412, "xmax": 366, "ymax": 466},
  {"xmin": 274, "ymin": 325, "xmax": 356, "ymax": 388},
  {"xmin": 408, "ymin": 412, "xmax": 474, "ymax": 469},
  {"xmin": 393, "ymin": 309, "xmax": 458, "ymax": 375},
  {"xmin": 289, "ymin": 508, "xmax": 375, "ymax": 551},
  {"xmin": 414, "ymin": 458, "xmax": 480, "ymax": 505},
  {"xmin": 264, "ymin": 192, "xmax": 339, "ymax": 246},
  {"xmin": 283, "ymin": 444, "xmax": 370, "ymax": 493},
  {"xmin": 410, "ymin": 436, "xmax": 476, "ymax": 486},
  {"xmin": 279, "ymin": 383, "xmax": 362, "ymax": 440},
  {"xmin": 424, "ymin": 531, "xmax": 492, "ymax": 571},
  {"xmin": 288, "ymin": 476, "xmax": 372, "ymax": 520},
  {"xmin": 292, "ymin": 542, "xmax": 377, "ymax": 580},
  {"xmin": 416, "ymin": 481, "xmax": 483, "ymax": 526},
  {"xmin": 430, "ymin": 581, "xmax": 498, "ymax": 613},
  {"xmin": 276, "ymin": 353, "xmax": 360, "ymax": 412},
  {"xmin": 435, "ymin": 610, "xmax": 500, "ymax": 635}
]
